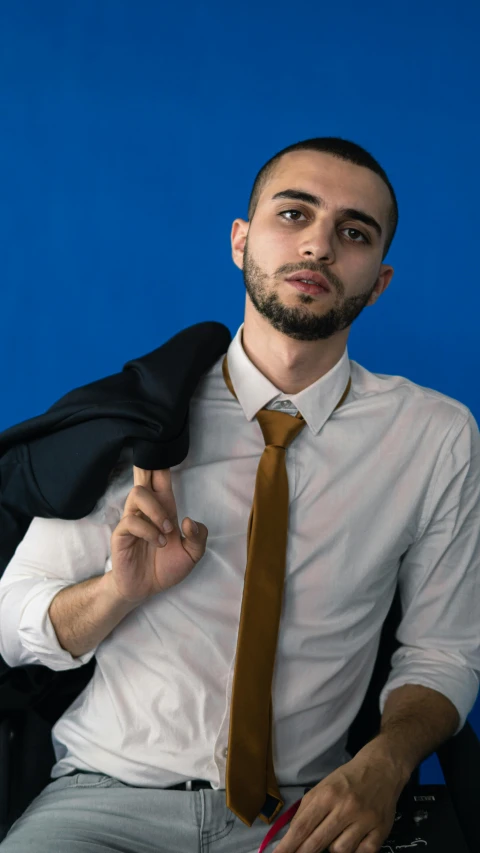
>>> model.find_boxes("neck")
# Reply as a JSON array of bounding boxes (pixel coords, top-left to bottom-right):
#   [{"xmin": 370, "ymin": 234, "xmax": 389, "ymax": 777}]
[{"xmin": 241, "ymin": 310, "xmax": 348, "ymax": 395}]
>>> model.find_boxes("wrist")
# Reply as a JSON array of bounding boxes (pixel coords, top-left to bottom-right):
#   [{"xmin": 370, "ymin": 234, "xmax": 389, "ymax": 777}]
[
  {"xmin": 100, "ymin": 572, "xmax": 145, "ymax": 614},
  {"xmin": 357, "ymin": 734, "xmax": 413, "ymax": 792}
]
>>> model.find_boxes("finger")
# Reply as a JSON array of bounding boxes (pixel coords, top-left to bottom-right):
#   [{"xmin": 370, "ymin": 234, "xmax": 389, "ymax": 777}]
[
  {"xmin": 180, "ymin": 518, "xmax": 208, "ymax": 562},
  {"xmin": 115, "ymin": 513, "xmax": 165, "ymax": 547},
  {"xmin": 150, "ymin": 467, "xmax": 172, "ymax": 491},
  {"xmin": 123, "ymin": 486, "xmax": 172, "ymax": 536},
  {"xmin": 274, "ymin": 799, "xmax": 329, "ymax": 853},
  {"xmin": 133, "ymin": 466, "xmax": 175, "ymax": 497},
  {"xmin": 286, "ymin": 809, "xmax": 361, "ymax": 853},
  {"xmin": 274, "ymin": 816, "xmax": 311, "ymax": 853},
  {"xmin": 150, "ymin": 468, "xmax": 179, "ymax": 528},
  {"xmin": 305, "ymin": 818, "xmax": 367, "ymax": 853},
  {"xmin": 133, "ymin": 465, "xmax": 153, "ymax": 489},
  {"xmin": 356, "ymin": 827, "xmax": 384, "ymax": 852}
]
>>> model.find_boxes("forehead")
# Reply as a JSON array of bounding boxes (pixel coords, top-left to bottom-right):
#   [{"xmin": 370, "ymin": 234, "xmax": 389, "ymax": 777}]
[{"xmin": 262, "ymin": 150, "xmax": 390, "ymax": 220}]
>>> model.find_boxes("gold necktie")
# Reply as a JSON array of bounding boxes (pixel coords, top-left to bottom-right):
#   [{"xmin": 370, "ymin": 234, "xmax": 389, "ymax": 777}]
[{"xmin": 222, "ymin": 353, "xmax": 351, "ymax": 827}]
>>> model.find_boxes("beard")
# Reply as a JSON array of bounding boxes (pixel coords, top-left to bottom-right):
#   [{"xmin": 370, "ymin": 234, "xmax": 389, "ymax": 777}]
[{"xmin": 242, "ymin": 238, "xmax": 378, "ymax": 342}]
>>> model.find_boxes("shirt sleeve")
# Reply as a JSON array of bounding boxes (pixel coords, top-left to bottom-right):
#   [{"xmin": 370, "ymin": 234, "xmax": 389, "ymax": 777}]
[
  {"xmin": 0, "ymin": 462, "xmax": 131, "ymax": 671},
  {"xmin": 378, "ymin": 409, "xmax": 480, "ymax": 736}
]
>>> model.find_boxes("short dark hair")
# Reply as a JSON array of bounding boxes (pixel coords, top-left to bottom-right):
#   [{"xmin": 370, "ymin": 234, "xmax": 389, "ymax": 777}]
[{"xmin": 247, "ymin": 137, "xmax": 398, "ymax": 261}]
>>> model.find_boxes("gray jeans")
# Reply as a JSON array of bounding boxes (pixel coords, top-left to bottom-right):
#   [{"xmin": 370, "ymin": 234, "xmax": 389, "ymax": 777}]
[{"xmin": 0, "ymin": 772, "xmax": 311, "ymax": 853}]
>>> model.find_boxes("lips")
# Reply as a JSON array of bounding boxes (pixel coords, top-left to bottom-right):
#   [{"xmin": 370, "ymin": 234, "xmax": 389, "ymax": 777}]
[{"xmin": 285, "ymin": 271, "xmax": 331, "ymax": 291}]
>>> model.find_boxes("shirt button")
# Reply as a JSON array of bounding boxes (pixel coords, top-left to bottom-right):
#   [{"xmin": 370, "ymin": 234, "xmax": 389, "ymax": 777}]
[{"xmin": 223, "ymin": 747, "xmax": 228, "ymax": 757}]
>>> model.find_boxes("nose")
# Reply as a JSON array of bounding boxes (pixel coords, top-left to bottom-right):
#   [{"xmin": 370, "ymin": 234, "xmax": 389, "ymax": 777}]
[{"xmin": 298, "ymin": 223, "xmax": 336, "ymax": 262}]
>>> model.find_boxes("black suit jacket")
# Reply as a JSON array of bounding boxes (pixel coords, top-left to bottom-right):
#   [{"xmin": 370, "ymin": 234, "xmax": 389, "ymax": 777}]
[{"xmin": 0, "ymin": 320, "xmax": 232, "ymax": 720}]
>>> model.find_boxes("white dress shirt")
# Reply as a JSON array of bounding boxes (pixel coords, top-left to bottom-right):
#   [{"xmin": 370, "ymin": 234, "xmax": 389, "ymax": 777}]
[{"xmin": 1, "ymin": 322, "xmax": 479, "ymax": 790}]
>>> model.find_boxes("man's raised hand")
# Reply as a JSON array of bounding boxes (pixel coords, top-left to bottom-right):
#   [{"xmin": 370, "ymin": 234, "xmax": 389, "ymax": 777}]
[{"xmin": 109, "ymin": 465, "xmax": 208, "ymax": 604}]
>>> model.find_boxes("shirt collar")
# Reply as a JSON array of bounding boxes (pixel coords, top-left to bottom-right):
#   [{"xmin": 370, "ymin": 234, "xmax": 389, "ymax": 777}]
[{"xmin": 225, "ymin": 323, "xmax": 352, "ymax": 436}]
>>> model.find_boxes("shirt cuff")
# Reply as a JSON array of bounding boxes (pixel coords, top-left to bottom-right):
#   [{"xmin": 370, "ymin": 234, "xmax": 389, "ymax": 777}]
[
  {"xmin": 378, "ymin": 651, "xmax": 480, "ymax": 736},
  {"xmin": 17, "ymin": 580, "xmax": 98, "ymax": 670}
]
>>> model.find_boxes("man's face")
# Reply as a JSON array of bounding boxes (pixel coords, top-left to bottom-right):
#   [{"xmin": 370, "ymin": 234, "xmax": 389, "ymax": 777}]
[{"xmin": 231, "ymin": 150, "xmax": 394, "ymax": 341}]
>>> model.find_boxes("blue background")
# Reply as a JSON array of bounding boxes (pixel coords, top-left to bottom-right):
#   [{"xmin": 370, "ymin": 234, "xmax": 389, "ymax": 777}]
[{"xmin": 1, "ymin": 0, "xmax": 479, "ymax": 782}]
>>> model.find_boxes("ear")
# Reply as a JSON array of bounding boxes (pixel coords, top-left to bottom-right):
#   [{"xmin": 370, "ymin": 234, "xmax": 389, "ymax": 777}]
[
  {"xmin": 231, "ymin": 218, "xmax": 249, "ymax": 270},
  {"xmin": 366, "ymin": 265, "xmax": 395, "ymax": 306}
]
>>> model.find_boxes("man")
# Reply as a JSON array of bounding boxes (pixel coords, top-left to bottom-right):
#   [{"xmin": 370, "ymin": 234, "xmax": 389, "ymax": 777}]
[{"xmin": 0, "ymin": 137, "xmax": 479, "ymax": 853}]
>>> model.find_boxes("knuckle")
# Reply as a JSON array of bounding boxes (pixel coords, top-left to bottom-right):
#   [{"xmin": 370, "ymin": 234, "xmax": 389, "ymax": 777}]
[
  {"xmin": 356, "ymin": 841, "xmax": 379, "ymax": 853},
  {"xmin": 344, "ymin": 791, "xmax": 361, "ymax": 812},
  {"xmin": 329, "ymin": 841, "xmax": 351, "ymax": 853},
  {"xmin": 289, "ymin": 818, "xmax": 307, "ymax": 839},
  {"xmin": 320, "ymin": 784, "xmax": 336, "ymax": 805},
  {"xmin": 123, "ymin": 507, "xmax": 142, "ymax": 522},
  {"xmin": 364, "ymin": 807, "xmax": 378, "ymax": 824},
  {"xmin": 129, "ymin": 486, "xmax": 161, "ymax": 514}
]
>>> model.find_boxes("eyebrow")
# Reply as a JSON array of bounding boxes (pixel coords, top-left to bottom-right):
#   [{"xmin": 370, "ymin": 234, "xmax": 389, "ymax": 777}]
[{"xmin": 270, "ymin": 189, "xmax": 383, "ymax": 240}]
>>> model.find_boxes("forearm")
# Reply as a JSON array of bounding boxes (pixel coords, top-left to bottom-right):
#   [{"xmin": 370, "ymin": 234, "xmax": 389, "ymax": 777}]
[
  {"xmin": 48, "ymin": 572, "xmax": 139, "ymax": 658},
  {"xmin": 365, "ymin": 683, "xmax": 460, "ymax": 783}
]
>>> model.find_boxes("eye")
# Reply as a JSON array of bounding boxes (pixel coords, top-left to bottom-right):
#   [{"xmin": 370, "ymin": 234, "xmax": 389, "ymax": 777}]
[
  {"xmin": 342, "ymin": 227, "xmax": 370, "ymax": 245},
  {"xmin": 278, "ymin": 210, "xmax": 370, "ymax": 245},
  {"xmin": 278, "ymin": 209, "xmax": 307, "ymax": 222}
]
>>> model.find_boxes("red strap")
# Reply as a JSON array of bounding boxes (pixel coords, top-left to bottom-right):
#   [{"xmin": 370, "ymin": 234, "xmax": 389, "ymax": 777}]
[{"xmin": 257, "ymin": 797, "xmax": 302, "ymax": 852}]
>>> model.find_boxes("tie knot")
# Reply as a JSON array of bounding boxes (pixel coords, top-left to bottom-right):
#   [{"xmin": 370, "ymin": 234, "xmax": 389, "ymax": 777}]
[
  {"xmin": 255, "ymin": 407, "xmax": 306, "ymax": 449},
  {"xmin": 222, "ymin": 354, "xmax": 306, "ymax": 449}
]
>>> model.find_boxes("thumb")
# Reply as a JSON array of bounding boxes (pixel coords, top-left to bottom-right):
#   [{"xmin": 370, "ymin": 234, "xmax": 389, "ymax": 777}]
[{"xmin": 181, "ymin": 518, "xmax": 208, "ymax": 562}]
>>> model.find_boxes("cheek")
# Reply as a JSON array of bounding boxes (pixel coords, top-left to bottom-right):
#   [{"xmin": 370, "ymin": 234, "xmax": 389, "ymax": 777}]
[{"xmin": 252, "ymin": 228, "xmax": 296, "ymax": 268}]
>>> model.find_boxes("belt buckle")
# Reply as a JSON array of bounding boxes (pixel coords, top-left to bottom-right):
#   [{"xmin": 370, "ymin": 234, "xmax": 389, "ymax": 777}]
[{"xmin": 185, "ymin": 780, "xmax": 193, "ymax": 791}]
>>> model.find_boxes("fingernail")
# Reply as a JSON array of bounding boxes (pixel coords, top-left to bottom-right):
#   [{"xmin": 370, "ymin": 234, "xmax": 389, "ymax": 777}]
[
  {"xmin": 162, "ymin": 519, "xmax": 173, "ymax": 533},
  {"xmin": 191, "ymin": 520, "xmax": 199, "ymax": 534}
]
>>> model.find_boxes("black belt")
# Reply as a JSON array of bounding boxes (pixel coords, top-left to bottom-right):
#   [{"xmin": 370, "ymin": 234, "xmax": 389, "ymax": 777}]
[
  {"xmin": 167, "ymin": 779, "xmax": 214, "ymax": 791},
  {"xmin": 62, "ymin": 770, "xmax": 213, "ymax": 791},
  {"xmin": 62, "ymin": 771, "xmax": 313, "ymax": 796}
]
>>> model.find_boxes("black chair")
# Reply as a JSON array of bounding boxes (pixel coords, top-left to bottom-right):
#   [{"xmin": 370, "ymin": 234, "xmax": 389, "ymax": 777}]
[{"xmin": 0, "ymin": 586, "xmax": 479, "ymax": 850}]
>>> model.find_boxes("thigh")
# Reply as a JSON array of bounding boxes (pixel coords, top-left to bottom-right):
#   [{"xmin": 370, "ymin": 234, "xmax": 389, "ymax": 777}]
[
  {"xmin": 203, "ymin": 785, "xmax": 307, "ymax": 853},
  {"xmin": 0, "ymin": 773, "xmax": 201, "ymax": 853}
]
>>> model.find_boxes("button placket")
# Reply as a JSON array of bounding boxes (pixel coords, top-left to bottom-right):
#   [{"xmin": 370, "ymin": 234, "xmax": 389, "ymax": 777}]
[{"xmin": 213, "ymin": 657, "xmax": 235, "ymax": 773}]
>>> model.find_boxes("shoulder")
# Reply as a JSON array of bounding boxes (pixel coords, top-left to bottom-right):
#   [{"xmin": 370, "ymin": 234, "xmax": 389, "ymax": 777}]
[{"xmin": 349, "ymin": 359, "xmax": 476, "ymax": 441}]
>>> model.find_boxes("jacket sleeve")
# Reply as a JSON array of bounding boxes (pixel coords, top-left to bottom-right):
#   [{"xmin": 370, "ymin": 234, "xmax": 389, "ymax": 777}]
[
  {"xmin": 378, "ymin": 410, "xmax": 480, "ymax": 735},
  {"xmin": 0, "ymin": 464, "xmax": 130, "ymax": 671}
]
